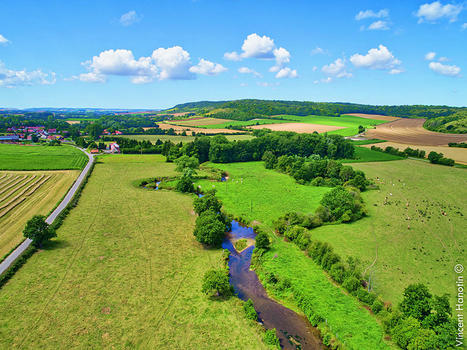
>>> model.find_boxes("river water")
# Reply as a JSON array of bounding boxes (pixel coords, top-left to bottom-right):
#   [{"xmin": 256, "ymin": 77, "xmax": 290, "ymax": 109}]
[{"xmin": 223, "ymin": 221, "xmax": 323, "ymax": 350}]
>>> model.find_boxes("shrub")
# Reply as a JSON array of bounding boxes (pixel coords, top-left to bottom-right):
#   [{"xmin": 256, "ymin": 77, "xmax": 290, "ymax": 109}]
[
  {"xmin": 342, "ymin": 276, "xmax": 361, "ymax": 294},
  {"xmin": 193, "ymin": 190, "xmax": 222, "ymax": 215},
  {"xmin": 255, "ymin": 231, "xmax": 271, "ymax": 250},
  {"xmin": 392, "ymin": 317, "xmax": 421, "ymax": 349},
  {"xmin": 356, "ymin": 288, "xmax": 377, "ymax": 305},
  {"xmin": 329, "ymin": 263, "xmax": 346, "ymax": 284},
  {"xmin": 193, "ymin": 210, "xmax": 226, "ymax": 247},
  {"xmin": 201, "ymin": 269, "xmax": 233, "ymax": 297},
  {"xmin": 263, "ymin": 329, "xmax": 280, "ymax": 348},
  {"xmin": 262, "ymin": 151, "xmax": 277, "ymax": 169},
  {"xmin": 176, "ymin": 171, "xmax": 194, "ymax": 193},
  {"xmin": 175, "ymin": 155, "xmax": 199, "ymax": 172},
  {"xmin": 371, "ymin": 299, "xmax": 384, "ymax": 314},
  {"xmin": 243, "ymin": 299, "xmax": 257, "ymax": 321},
  {"xmin": 399, "ymin": 283, "xmax": 432, "ymax": 322}
]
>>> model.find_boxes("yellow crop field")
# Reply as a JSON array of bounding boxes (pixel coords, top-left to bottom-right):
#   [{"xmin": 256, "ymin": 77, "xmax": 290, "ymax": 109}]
[{"xmin": 0, "ymin": 170, "xmax": 79, "ymax": 258}]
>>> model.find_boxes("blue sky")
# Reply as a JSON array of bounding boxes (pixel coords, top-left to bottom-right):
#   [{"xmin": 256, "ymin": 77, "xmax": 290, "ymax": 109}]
[{"xmin": 0, "ymin": 0, "xmax": 466, "ymax": 108}]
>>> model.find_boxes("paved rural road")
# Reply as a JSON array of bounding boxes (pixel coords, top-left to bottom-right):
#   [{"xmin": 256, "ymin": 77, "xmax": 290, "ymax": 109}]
[{"xmin": 0, "ymin": 147, "xmax": 94, "ymax": 276}]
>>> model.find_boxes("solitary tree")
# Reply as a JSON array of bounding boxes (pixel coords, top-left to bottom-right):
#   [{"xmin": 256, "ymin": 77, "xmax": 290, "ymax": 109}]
[
  {"xmin": 201, "ymin": 269, "xmax": 233, "ymax": 297},
  {"xmin": 399, "ymin": 283, "xmax": 432, "ymax": 322},
  {"xmin": 193, "ymin": 210, "xmax": 226, "ymax": 246},
  {"xmin": 175, "ymin": 155, "xmax": 199, "ymax": 172},
  {"xmin": 23, "ymin": 215, "xmax": 56, "ymax": 248},
  {"xmin": 255, "ymin": 231, "xmax": 271, "ymax": 250}
]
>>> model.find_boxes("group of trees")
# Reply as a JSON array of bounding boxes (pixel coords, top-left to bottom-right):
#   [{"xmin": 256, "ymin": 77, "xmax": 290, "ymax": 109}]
[
  {"xmin": 264, "ymin": 152, "xmax": 368, "ymax": 190},
  {"xmin": 371, "ymin": 145, "xmax": 426, "ymax": 159},
  {"xmin": 166, "ymin": 131, "xmax": 355, "ymax": 166},
  {"xmin": 448, "ymin": 142, "xmax": 467, "ymax": 148},
  {"xmin": 428, "ymin": 151, "xmax": 455, "ymax": 166},
  {"xmin": 384, "ymin": 284, "xmax": 457, "ymax": 349}
]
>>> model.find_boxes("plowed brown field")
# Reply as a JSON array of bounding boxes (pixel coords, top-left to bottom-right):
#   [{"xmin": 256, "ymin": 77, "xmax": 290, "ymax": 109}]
[
  {"xmin": 344, "ymin": 113, "xmax": 400, "ymax": 122},
  {"xmin": 365, "ymin": 118, "xmax": 467, "ymax": 146}
]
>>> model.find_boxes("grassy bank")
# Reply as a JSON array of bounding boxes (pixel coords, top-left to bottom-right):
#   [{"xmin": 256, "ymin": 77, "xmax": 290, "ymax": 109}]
[{"xmin": 0, "ymin": 155, "xmax": 266, "ymax": 349}]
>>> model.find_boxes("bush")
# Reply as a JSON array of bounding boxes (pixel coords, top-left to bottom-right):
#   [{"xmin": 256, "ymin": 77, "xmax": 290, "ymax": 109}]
[
  {"xmin": 193, "ymin": 190, "xmax": 222, "ymax": 214},
  {"xmin": 262, "ymin": 151, "xmax": 277, "ymax": 169},
  {"xmin": 201, "ymin": 269, "xmax": 233, "ymax": 297},
  {"xmin": 263, "ymin": 329, "xmax": 280, "ymax": 348},
  {"xmin": 176, "ymin": 171, "xmax": 195, "ymax": 193},
  {"xmin": 356, "ymin": 288, "xmax": 377, "ymax": 305},
  {"xmin": 392, "ymin": 317, "xmax": 421, "ymax": 349},
  {"xmin": 243, "ymin": 299, "xmax": 257, "ymax": 320},
  {"xmin": 371, "ymin": 299, "xmax": 384, "ymax": 314},
  {"xmin": 255, "ymin": 231, "xmax": 270, "ymax": 250},
  {"xmin": 320, "ymin": 186, "xmax": 365, "ymax": 222},
  {"xmin": 342, "ymin": 276, "xmax": 361, "ymax": 293},
  {"xmin": 193, "ymin": 210, "xmax": 226, "ymax": 246},
  {"xmin": 329, "ymin": 263, "xmax": 346, "ymax": 284}
]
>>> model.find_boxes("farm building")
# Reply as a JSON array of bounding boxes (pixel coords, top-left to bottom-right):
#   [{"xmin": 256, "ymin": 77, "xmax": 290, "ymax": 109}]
[
  {"xmin": 90, "ymin": 149, "xmax": 99, "ymax": 154},
  {"xmin": 110, "ymin": 143, "xmax": 120, "ymax": 153}
]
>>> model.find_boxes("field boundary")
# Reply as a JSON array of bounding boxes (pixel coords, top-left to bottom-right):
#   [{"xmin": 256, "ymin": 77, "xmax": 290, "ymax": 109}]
[{"xmin": 0, "ymin": 147, "xmax": 94, "ymax": 278}]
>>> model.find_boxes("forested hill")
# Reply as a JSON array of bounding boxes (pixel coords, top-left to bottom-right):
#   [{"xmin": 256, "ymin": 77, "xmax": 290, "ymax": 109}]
[{"xmin": 166, "ymin": 99, "xmax": 467, "ymax": 133}]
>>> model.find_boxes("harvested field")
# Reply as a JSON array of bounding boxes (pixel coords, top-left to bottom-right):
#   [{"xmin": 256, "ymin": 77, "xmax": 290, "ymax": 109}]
[
  {"xmin": 365, "ymin": 118, "xmax": 467, "ymax": 146},
  {"xmin": 0, "ymin": 170, "xmax": 79, "ymax": 258},
  {"xmin": 344, "ymin": 113, "xmax": 400, "ymax": 122},
  {"xmin": 362, "ymin": 141, "xmax": 467, "ymax": 165},
  {"xmin": 248, "ymin": 122, "xmax": 345, "ymax": 133},
  {"xmin": 65, "ymin": 120, "xmax": 80, "ymax": 125},
  {"xmin": 158, "ymin": 122, "xmax": 243, "ymax": 134}
]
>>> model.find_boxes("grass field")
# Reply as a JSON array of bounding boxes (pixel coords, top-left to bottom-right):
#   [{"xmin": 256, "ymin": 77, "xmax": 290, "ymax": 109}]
[
  {"xmin": 0, "ymin": 170, "xmax": 79, "ymax": 259},
  {"xmin": 195, "ymin": 162, "xmax": 330, "ymax": 226},
  {"xmin": 362, "ymin": 141, "xmax": 467, "ymax": 165},
  {"xmin": 199, "ymin": 119, "xmax": 286, "ymax": 129},
  {"xmin": 116, "ymin": 134, "xmax": 255, "ymax": 144},
  {"xmin": 272, "ymin": 115, "xmax": 388, "ymax": 136},
  {"xmin": 0, "ymin": 144, "xmax": 87, "ymax": 170},
  {"xmin": 196, "ymin": 162, "xmax": 389, "ymax": 349},
  {"xmin": 0, "ymin": 155, "xmax": 267, "ymax": 349},
  {"xmin": 342, "ymin": 146, "xmax": 405, "ymax": 163},
  {"xmin": 312, "ymin": 159, "xmax": 467, "ymax": 307}
]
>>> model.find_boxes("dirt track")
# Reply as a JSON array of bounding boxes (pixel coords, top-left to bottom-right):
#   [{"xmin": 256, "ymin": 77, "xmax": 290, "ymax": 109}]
[
  {"xmin": 248, "ymin": 122, "xmax": 345, "ymax": 133},
  {"xmin": 365, "ymin": 118, "xmax": 467, "ymax": 146}
]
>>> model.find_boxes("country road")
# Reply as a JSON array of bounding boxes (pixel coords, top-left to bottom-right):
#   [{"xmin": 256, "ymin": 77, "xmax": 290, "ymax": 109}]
[{"xmin": 0, "ymin": 147, "xmax": 94, "ymax": 276}]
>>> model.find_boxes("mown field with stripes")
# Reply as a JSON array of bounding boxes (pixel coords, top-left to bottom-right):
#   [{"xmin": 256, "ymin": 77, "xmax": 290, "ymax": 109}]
[{"xmin": 0, "ymin": 170, "xmax": 79, "ymax": 259}]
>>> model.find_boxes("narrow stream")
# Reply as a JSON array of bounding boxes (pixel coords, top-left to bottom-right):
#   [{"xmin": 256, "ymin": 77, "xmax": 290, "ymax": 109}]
[{"xmin": 223, "ymin": 220, "xmax": 323, "ymax": 350}]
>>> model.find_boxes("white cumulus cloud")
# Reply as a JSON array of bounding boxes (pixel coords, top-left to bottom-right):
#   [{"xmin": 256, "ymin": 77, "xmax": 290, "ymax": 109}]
[
  {"xmin": 429, "ymin": 61, "xmax": 461, "ymax": 76},
  {"xmin": 238, "ymin": 67, "xmax": 261, "ymax": 77},
  {"xmin": 240, "ymin": 33, "xmax": 275, "ymax": 59},
  {"xmin": 0, "ymin": 34, "xmax": 9, "ymax": 45},
  {"xmin": 0, "ymin": 61, "xmax": 56, "ymax": 87},
  {"xmin": 119, "ymin": 10, "xmax": 141, "ymax": 26},
  {"xmin": 416, "ymin": 1, "xmax": 463, "ymax": 23},
  {"xmin": 224, "ymin": 33, "xmax": 298, "ymax": 78},
  {"xmin": 350, "ymin": 45, "xmax": 402, "ymax": 72},
  {"xmin": 75, "ymin": 46, "xmax": 225, "ymax": 83},
  {"xmin": 311, "ymin": 47, "xmax": 326, "ymax": 55},
  {"xmin": 322, "ymin": 58, "xmax": 352, "ymax": 78},
  {"xmin": 368, "ymin": 20, "xmax": 390, "ymax": 30},
  {"xmin": 189, "ymin": 59, "xmax": 227, "ymax": 76},
  {"xmin": 224, "ymin": 51, "xmax": 241, "ymax": 61},
  {"xmin": 355, "ymin": 9, "xmax": 389, "ymax": 20},
  {"xmin": 274, "ymin": 67, "xmax": 298, "ymax": 79},
  {"xmin": 425, "ymin": 52, "xmax": 436, "ymax": 60}
]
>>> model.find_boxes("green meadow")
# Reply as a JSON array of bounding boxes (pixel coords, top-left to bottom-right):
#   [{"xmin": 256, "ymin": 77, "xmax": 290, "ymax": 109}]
[
  {"xmin": 196, "ymin": 162, "xmax": 330, "ymax": 226},
  {"xmin": 200, "ymin": 119, "xmax": 286, "ymax": 129},
  {"xmin": 276, "ymin": 114, "xmax": 387, "ymax": 136},
  {"xmin": 0, "ymin": 144, "xmax": 88, "ymax": 170},
  {"xmin": 0, "ymin": 155, "xmax": 266, "ymax": 349},
  {"xmin": 312, "ymin": 159, "xmax": 467, "ymax": 307},
  {"xmin": 343, "ymin": 146, "xmax": 405, "ymax": 163}
]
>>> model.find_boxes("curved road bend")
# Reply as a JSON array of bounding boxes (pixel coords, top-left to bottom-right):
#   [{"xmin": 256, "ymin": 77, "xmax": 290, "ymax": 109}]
[{"xmin": 0, "ymin": 147, "xmax": 94, "ymax": 276}]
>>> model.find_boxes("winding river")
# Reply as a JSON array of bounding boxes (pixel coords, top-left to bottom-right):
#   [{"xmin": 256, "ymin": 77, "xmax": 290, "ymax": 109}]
[{"xmin": 223, "ymin": 221, "xmax": 323, "ymax": 350}]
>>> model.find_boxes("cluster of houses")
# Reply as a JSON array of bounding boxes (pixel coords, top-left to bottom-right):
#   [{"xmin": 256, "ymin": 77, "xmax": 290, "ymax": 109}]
[
  {"xmin": 103, "ymin": 129, "xmax": 123, "ymax": 135},
  {"xmin": 0, "ymin": 126, "xmax": 64, "ymax": 143}
]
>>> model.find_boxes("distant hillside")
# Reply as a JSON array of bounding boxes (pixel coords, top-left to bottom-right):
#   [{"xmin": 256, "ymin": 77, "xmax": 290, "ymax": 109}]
[{"xmin": 166, "ymin": 99, "xmax": 467, "ymax": 133}]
